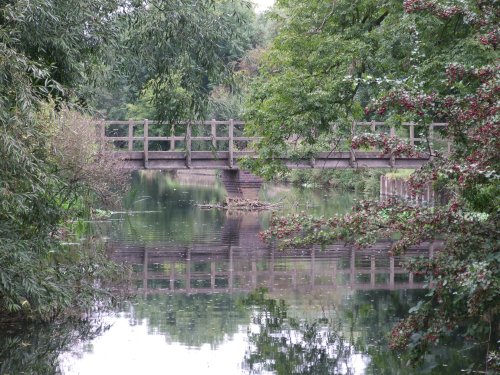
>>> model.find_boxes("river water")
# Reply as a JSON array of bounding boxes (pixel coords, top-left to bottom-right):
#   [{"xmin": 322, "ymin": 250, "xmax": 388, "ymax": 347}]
[{"xmin": 0, "ymin": 171, "xmax": 483, "ymax": 374}]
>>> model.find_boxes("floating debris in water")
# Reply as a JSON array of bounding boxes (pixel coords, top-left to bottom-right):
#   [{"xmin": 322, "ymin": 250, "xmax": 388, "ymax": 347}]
[{"xmin": 196, "ymin": 197, "xmax": 282, "ymax": 211}]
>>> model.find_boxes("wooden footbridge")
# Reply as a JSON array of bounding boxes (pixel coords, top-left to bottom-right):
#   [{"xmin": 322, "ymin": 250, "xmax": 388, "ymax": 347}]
[
  {"xmin": 99, "ymin": 119, "xmax": 448, "ymax": 198},
  {"xmin": 99, "ymin": 120, "xmax": 449, "ymax": 170}
]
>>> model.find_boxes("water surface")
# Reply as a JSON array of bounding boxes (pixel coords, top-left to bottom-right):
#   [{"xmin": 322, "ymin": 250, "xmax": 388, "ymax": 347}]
[{"xmin": 0, "ymin": 172, "xmax": 483, "ymax": 374}]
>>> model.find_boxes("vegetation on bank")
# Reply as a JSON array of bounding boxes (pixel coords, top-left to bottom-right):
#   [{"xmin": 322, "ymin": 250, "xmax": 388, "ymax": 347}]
[{"xmin": 0, "ymin": 0, "xmax": 259, "ymax": 321}]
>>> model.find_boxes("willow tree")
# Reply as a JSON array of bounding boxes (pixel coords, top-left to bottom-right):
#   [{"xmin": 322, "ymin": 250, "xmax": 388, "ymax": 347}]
[
  {"xmin": 104, "ymin": 0, "xmax": 258, "ymax": 122},
  {"xmin": 0, "ymin": 0, "xmax": 254, "ymax": 320}
]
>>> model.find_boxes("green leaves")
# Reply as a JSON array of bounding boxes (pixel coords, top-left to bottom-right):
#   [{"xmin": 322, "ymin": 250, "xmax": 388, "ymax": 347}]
[
  {"xmin": 0, "ymin": 0, "xmax": 127, "ymax": 321},
  {"xmin": 125, "ymin": 0, "xmax": 256, "ymax": 122}
]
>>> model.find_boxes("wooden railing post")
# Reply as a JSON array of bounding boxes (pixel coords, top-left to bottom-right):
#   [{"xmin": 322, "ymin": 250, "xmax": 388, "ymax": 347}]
[
  {"xmin": 186, "ymin": 122, "xmax": 192, "ymax": 168},
  {"xmin": 409, "ymin": 123, "xmax": 415, "ymax": 146},
  {"xmin": 228, "ymin": 119, "xmax": 234, "ymax": 168},
  {"xmin": 128, "ymin": 119, "xmax": 133, "ymax": 151},
  {"xmin": 170, "ymin": 124, "xmax": 175, "ymax": 151},
  {"xmin": 429, "ymin": 123, "xmax": 434, "ymax": 159},
  {"xmin": 211, "ymin": 119, "xmax": 217, "ymax": 149},
  {"xmin": 389, "ymin": 125, "xmax": 396, "ymax": 168},
  {"xmin": 144, "ymin": 119, "xmax": 149, "ymax": 168},
  {"xmin": 349, "ymin": 121, "xmax": 356, "ymax": 167},
  {"xmin": 371, "ymin": 120, "xmax": 376, "ymax": 151}
]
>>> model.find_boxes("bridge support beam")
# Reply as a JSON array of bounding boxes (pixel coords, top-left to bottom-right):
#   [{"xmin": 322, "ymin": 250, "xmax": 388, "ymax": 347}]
[{"xmin": 221, "ymin": 170, "xmax": 263, "ymax": 200}]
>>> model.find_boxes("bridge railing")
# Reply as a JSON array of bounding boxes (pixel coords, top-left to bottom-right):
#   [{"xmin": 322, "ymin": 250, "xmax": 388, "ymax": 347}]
[
  {"xmin": 97, "ymin": 119, "xmax": 261, "ymax": 168},
  {"xmin": 96, "ymin": 120, "xmax": 449, "ymax": 169},
  {"xmin": 352, "ymin": 121, "xmax": 449, "ymax": 152}
]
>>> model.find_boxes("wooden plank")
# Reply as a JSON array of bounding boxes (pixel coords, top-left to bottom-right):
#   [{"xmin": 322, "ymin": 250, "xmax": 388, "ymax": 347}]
[
  {"xmin": 101, "ymin": 136, "xmax": 260, "ymax": 142},
  {"xmin": 104, "ymin": 120, "xmax": 136, "ymax": 125},
  {"xmin": 409, "ymin": 123, "xmax": 415, "ymax": 146},
  {"xmin": 354, "ymin": 121, "xmax": 386, "ymax": 126},
  {"xmin": 371, "ymin": 121, "xmax": 376, "ymax": 151},
  {"xmin": 233, "ymin": 137, "xmax": 262, "ymax": 141}
]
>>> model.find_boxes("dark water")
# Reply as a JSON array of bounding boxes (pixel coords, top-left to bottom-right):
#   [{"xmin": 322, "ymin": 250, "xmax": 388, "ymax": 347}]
[{"xmin": 0, "ymin": 172, "xmax": 483, "ymax": 374}]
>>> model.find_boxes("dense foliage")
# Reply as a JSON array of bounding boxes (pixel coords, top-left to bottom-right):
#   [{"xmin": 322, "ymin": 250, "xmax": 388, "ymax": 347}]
[
  {"xmin": 0, "ymin": 0, "xmax": 254, "ymax": 321},
  {"xmin": 94, "ymin": 0, "xmax": 267, "ymax": 121},
  {"xmin": 0, "ymin": 0, "xmax": 127, "ymax": 320},
  {"xmin": 252, "ymin": 0, "xmax": 499, "ymax": 371}
]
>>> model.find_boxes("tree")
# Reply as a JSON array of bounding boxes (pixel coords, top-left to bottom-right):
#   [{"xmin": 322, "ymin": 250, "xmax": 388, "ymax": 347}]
[
  {"xmin": 0, "ymin": 0, "xmax": 129, "ymax": 320},
  {"xmin": 243, "ymin": 0, "xmax": 495, "ymax": 178},
  {"xmin": 0, "ymin": 0, "xmax": 261, "ymax": 321},
  {"xmin": 113, "ymin": 0, "xmax": 258, "ymax": 122},
  {"xmin": 254, "ymin": 0, "xmax": 499, "ymax": 371}
]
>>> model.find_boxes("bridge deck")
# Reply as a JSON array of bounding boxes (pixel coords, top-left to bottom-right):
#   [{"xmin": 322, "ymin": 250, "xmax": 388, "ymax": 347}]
[{"xmin": 115, "ymin": 150, "xmax": 433, "ymax": 169}]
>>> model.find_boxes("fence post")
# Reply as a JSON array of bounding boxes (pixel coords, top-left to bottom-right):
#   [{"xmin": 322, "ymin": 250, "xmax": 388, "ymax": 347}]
[
  {"xmin": 211, "ymin": 119, "xmax": 217, "ymax": 149},
  {"xmin": 186, "ymin": 123, "xmax": 192, "ymax": 168},
  {"xmin": 229, "ymin": 119, "xmax": 234, "ymax": 168},
  {"xmin": 128, "ymin": 119, "xmax": 134, "ymax": 151},
  {"xmin": 144, "ymin": 119, "xmax": 149, "ymax": 168},
  {"xmin": 390, "ymin": 125, "xmax": 395, "ymax": 137}
]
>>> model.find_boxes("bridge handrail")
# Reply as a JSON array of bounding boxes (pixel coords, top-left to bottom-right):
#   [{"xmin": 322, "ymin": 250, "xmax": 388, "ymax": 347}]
[{"xmin": 96, "ymin": 119, "xmax": 449, "ymax": 169}]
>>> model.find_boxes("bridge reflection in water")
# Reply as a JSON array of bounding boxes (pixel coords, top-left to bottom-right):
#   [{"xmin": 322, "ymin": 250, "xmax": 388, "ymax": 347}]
[{"xmin": 107, "ymin": 213, "xmax": 439, "ymax": 295}]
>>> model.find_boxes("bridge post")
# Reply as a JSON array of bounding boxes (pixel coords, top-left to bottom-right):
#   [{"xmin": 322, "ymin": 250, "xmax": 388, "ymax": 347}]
[
  {"xmin": 211, "ymin": 119, "xmax": 217, "ymax": 149},
  {"xmin": 143, "ymin": 119, "xmax": 149, "ymax": 168},
  {"xmin": 186, "ymin": 123, "xmax": 192, "ymax": 168},
  {"xmin": 128, "ymin": 119, "xmax": 134, "ymax": 151},
  {"xmin": 429, "ymin": 123, "xmax": 434, "ymax": 160},
  {"xmin": 409, "ymin": 123, "xmax": 415, "ymax": 146},
  {"xmin": 221, "ymin": 170, "xmax": 263, "ymax": 200},
  {"xmin": 228, "ymin": 119, "xmax": 234, "ymax": 168}
]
